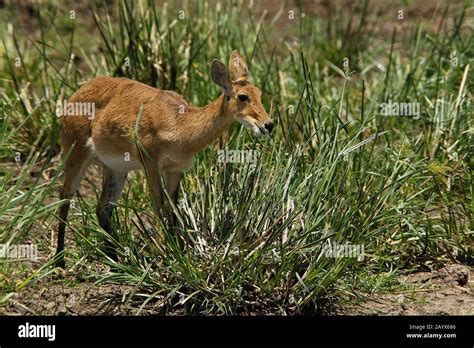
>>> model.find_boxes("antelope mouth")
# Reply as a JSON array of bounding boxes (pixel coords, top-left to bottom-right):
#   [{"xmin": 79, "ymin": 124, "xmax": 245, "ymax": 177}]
[
  {"xmin": 249, "ymin": 122, "xmax": 267, "ymax": 137},
  {"xmin": 237, "ymin": 117, "xmax": 270, "ymax": 137},
  {"xmin": 256, "ymin": 124, "xmax": 269, "ymax": 135}
]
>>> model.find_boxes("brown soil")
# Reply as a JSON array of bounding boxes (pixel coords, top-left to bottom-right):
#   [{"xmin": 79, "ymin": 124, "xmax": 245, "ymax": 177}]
[
  {"xmin": 0, "ymin": 265, "xmax": 163, "ymax": 315},
  {"xmin": 333, "ymin": 264, "xmax": 474, "ymax": 315}
]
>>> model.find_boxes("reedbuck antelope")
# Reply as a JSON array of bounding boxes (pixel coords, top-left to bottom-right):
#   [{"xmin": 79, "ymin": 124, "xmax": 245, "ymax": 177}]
[{"xmin": 55, "ymin": 50, "xmax": 273, "ymax": 267}]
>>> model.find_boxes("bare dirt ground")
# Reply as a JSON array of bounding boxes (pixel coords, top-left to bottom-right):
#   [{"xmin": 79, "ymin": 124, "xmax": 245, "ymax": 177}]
[
  {"xmin": 333, "ymin": 264, "xmax": 474, "ymax": 315},
  {"xmin": 1, "ymin": 265, "xmax": 162, "ymax": 315}
]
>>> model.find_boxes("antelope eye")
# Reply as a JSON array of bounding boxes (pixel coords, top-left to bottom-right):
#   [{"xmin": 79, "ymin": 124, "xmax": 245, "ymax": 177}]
[{"xmin": 238, "ymin": 94, "xmax": 249, "ymax": 102}]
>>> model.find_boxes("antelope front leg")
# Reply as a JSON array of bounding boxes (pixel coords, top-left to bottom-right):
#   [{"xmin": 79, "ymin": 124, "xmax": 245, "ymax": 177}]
[
  {"xmin": 164, "ymin": 170, "xmax": 182, "ymax": 225},
  {"xmin": 144, "ymin": 161, "xmax": 165, "ymax": 218}
]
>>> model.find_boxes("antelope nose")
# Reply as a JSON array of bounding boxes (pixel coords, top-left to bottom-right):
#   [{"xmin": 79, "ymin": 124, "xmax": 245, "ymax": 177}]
[{"xmin": 264, "ymin": 122, "xmax": 274, "ymax": 133}]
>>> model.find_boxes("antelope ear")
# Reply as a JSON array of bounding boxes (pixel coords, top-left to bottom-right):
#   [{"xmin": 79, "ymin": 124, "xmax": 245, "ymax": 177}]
[
  {"xmin": 229, "ymin": 50, "xmax": 249, "ymax": 82},
  {"xmin": 211, "ymin": 59, "xmax": 232, "ymax": 96}
]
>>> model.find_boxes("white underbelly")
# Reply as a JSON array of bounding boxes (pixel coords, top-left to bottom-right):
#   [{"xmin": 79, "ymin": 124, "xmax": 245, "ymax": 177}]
[
  {"xmin": 86, "ymin": 137, "xmax": 193, "ymax": 172},
  {"xmin": 87, "ymin": 137, "xmax": 142, "ymax": 172},
  {"xmin": 97, "ymin": 152, "xmax": 143, "ymax": 172}
]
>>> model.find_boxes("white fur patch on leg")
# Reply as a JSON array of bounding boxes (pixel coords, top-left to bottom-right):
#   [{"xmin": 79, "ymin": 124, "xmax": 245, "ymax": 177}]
[{"xmin": 86, "ymin": 137, "xmax": 96, "ymax": 155}]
